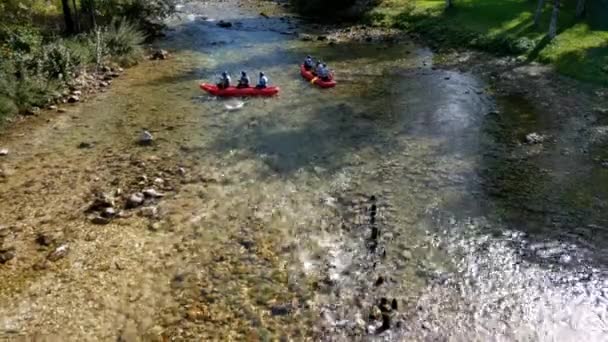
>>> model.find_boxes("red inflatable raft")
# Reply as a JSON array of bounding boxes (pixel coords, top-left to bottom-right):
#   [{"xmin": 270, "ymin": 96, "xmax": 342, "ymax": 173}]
[
  {"xmin": 300, "ymin": 64, "xmax": 336, "ymax": 88},
  {"xmin": 200, "ymin": 83, "xmax": 280, "ymax": 97}
]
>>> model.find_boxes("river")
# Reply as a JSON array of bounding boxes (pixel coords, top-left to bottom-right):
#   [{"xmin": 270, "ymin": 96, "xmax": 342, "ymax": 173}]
[{"xmin": 0, "ymin": 0, "xmax": 607, "ymax": 340}]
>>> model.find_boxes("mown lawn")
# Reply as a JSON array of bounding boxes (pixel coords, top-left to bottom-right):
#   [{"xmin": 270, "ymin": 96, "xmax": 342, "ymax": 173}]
[{"xmin": 368, "ymin": 0, "xmax": 608, "ymax": 85}]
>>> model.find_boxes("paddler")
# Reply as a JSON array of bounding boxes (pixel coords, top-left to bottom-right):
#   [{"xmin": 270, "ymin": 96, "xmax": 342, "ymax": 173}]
[
  {"xmin": 303, "ymin": 55, "xmax": 314, "ymax": 70},
  {"xmin": 217, "ymin": 71, "xmax": 231, "ymax": 89},
  {"xmin": 313, "ymin": 61, "xmax": 323, "ymax": 76},
  {"xmin": 315, "ymin": 63, "xmax": 330, "ymax": 81},
  {"xmin": 256, "ymin": 72, "xmax": 269, "ymax": 89},
  {"xmin": 237, "ymin": 71, "xmax": 250, "ymax": 88}
]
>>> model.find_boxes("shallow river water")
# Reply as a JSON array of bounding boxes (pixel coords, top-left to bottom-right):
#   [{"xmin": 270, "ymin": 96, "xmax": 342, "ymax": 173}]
[{"xmin": 0, "ymin": 0, "xmax": 607, "ymax": 341}]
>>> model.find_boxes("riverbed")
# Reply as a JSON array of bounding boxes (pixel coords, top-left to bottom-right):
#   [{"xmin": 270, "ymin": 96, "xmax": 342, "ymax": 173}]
[{"xmin": 0, "ymin": 0, "xmax": 607, "ymax": 340}]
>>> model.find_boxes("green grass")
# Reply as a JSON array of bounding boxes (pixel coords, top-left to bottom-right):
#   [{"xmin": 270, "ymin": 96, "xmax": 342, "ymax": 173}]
[{"xmin": 368, "ymin": 0, "xmax": 608, "ymax": 85}]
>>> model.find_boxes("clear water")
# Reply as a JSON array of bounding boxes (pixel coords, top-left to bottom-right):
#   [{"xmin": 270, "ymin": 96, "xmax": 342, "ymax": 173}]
[{"xmin": 0, "ymin": 1, "xmax": 607, "ymax": 340}]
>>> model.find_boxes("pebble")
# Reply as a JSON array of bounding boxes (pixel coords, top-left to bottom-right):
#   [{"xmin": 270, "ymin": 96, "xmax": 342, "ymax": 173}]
[
  {"xmin": 148, "ymin": 222, "xmax": 162, "ymax": 231},
  {"xmin": 217, "ymin": 20, "xmax": 233, "ymax": 28},
  {"xmin": 153, "ymin": 177, "xmax": 164, "ymax": 185},
  {"xmin": 270, "ymin": 304, "xmax": 291, "ymax": 316},
  {"xmin": 126, "ymin": 193, "xmax": 145, "ymax": 209},
  {"xmin": 47, "ymin": 244, "xmax": 69, "ymax": 262},
  {"xmin": 0, "ymin": 247, "xmax": 15, "ymax": 264},
  {"xmin": 0, "ymin": 149, "xmax": 8, "ymax": 156},
  {"xmin": 35, "ymin": 233, "xmax": 54, "ymax": 246},
  {"xmin": 91, "ymin": 215, "xmax": 111, "ymax": 225},
  {"xmin": 186, "ymin": 308, "xmax": 207, "ymax": 321},
  {"xmin": 101, "ymin": 207, "xmax": 117, "ymax": 218},
  {"xmin": 24, "ymin": 107, "xmax": 40, "ymax": 115},
  {"xmin": 139, "ymin": 130, "xmax": 154, "ymax": 145},
  {"xmin": 140, "ymin": 206, "xmax": 158, "ymax": 218},
  {"xmin": 525, "ymin": 132, "xmax": 545, "ymax": 144},
  {"xmin": 143, "ymin": 188, "xmax": 164, "ymax": 198},
  {"xmin": 77, "ymin": 142, "xmax": 94, "ymax": 149},
  {"xmin": 68, "ymin": 95, "xmax": 80, "ymax": 103},
  {"xmin": 87, "ymin": 192, "xmax": 115, "ymax": 212},
  {"xmin": 151, "ymin": 49, "xmax": 169, "ymax": 60}
]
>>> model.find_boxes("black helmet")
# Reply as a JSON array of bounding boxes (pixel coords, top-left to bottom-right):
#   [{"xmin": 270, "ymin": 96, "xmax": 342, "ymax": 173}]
[
  {"xmin": 241, "ymin": 71, "xmax": 247, "ymax": 75},
  {"xmin": 306, "ymin": 55, "xmax": 311, "ymax": 58},
  {"xmin": 222, "ymin": 71, "xmax": 228, "ymax": 76},
  {"xmin": 260, "ymin": 72, "xmax": 265, "ymax": 76}
]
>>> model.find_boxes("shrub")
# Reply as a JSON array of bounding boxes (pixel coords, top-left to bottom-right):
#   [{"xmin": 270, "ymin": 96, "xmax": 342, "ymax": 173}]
[
  {"xmin": 96, "ymin": 0, "xmax": 176, "ymax": 37},
  {"xmin": 41, "ymin": 41, "xmax": 79, "ymax": 81},
  {"xmin": 103, "ymin": 18, "xmax": 146, "ymax": 66},
  {"xmin": 0, "ymin": 59, "xmax": 54, "ymax": 116},
  {"xmin": 0, "ymin": 25, "xmax": 42, "ymax": 55}
]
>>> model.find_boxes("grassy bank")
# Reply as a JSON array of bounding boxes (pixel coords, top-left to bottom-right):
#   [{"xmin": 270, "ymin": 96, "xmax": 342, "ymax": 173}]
[{"xmin": 367, "ymin": 0, "xmax": 608, "ymax": 85}]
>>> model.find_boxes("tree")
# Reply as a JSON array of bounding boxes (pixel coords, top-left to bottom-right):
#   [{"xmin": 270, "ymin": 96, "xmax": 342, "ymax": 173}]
[
  {"xmin": 61, "ymin": 0, "xmax": 75, "ymax": 33},
  {"xmin": 446, "ymin": 0, "xmax": 454, "ymax": 8},
  {"xmin": 548, "ymin": 0, "xmax": 560, "ymax": 39},
  {"xmin": 89, "ymin": 0, "xmax": 97, "ymax": 29},
  {"xmin": 534, "ymin": 0, "xmax": 545, "ymax": 26},
  {"xmin": 72, "ymin": 0, "xmax": 81, "ymax": 32},
  {"xmin": 575, "ymin": 0, "xmax": 586, "ymax": 18}
]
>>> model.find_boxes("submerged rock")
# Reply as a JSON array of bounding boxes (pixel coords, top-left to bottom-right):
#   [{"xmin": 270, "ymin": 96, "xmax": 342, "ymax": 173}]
[
  {"xmin": 47, "ymin": 244, "xmax": 69, "ymax": 262},
  {"xmin": 151, "ymin": 49, "xmax": 169, "ymax": 60},
  {"xmin": 143, "ymin": 188, "xmax": 164, "ymax": 198},
  {"xmin": 140, "ymin": 206, "xmax": 158, "ymax": 218},
  {"xmin": 101, "ymin": 207, "xmax": 116, "ymax": 218},
  {"xmin": 217, "ymin": 20, "xmax": 232, "ymax": 28},
  {"xmin": 0, "ymin": 148, "xmax": 8, "ymax": 156},
  {"xmin": 35, "ymin": 232, "xmax": 54, "ymax": 246},
  {"xmin": 270, "ymin": 304, "xmax": 291, "ymax": 316},
  {"xmin": 138, "ymin": 130, "xmax": 154, "ymax": 145},
  {"xmin": 68, "ymin": 95, "xmax": 80, "ymax": 103},
  {"xmin": 126, "ymin": 193, "xmax": 145, "ymax": 209},
  {"xmin": 0, "ymin": 247, "xmax": 15, "ymax": 264},
  {"xmin": 86, "ymin": 192, "xmax": 115, "ymax": 212},
  {"xmin": 91, "ymin": 215, "xmax": 111, "ymax": 225},
  {"xmin": 525, "ymin": 132, "xmax": 545, "ymax": 144}
]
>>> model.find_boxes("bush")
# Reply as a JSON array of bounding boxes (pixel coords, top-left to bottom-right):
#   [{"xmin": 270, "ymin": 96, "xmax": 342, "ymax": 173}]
[
  {"xmin": 41, "ymin": 41, "xmax": 79, "ymax": 81},
  {"xmin": 0, "ymin": 25, "xmax": 42, "ymax": 55},
  {"xmin": 0, "ymin": 59, "xmax": 55, "ymax": 116},
  {"xmin": 102, "ymin": 18, "xmax": 146, "ymax": 66},
  {"xmin": 96, "ymin": 0, "xmax": 175, "ymax": 37}
]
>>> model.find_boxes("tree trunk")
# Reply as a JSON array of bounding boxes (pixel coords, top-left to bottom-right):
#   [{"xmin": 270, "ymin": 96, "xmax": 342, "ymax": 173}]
[
  {"xmin": 89, "ymin": 0, "xmax": 97, "ymax": 29},
  {"xmin": 61, "ymin": 0, "xmax": 75, "ymax": 33},
  {"xmin": 575, "ymin": 0, "xmax": 586, "ymax": 18},
  {"xmin": 534, "ymin": 0, "xmax": 545, "ymax": 27},
  {"xmin": 446, "ymin": 0, "xmax": 453, "ymax": 9},
  {"xmin": 548, "ymin": 0, "xmax": 559, "ymax": 39},
  {"xmin": 72, "ymin": 0, "xmax": 80, "ymax": 32}
]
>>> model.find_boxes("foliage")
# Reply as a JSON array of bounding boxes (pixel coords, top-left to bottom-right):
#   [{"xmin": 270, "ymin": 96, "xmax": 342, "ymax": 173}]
[
  {"xmin": 96, "ymin": 0, "xmax": 176, "ymax": 36},
  {"xmin": 0, "ymin": 25, "xmax": 43, "ymax": 55},
  {"xmin": 0, "ymin": 59, "xmax": 55, "ymax": 119},
  {"xmin": 368, "ymin": 0, "xmax": 608, "ymax": 85},
  {"xmin": 101, "ymin": 18, "xmax": 146, "ymax": 66},
  {"xmin": 41, "ymin": 41, "xmax": 81, "ymax": 80}
]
